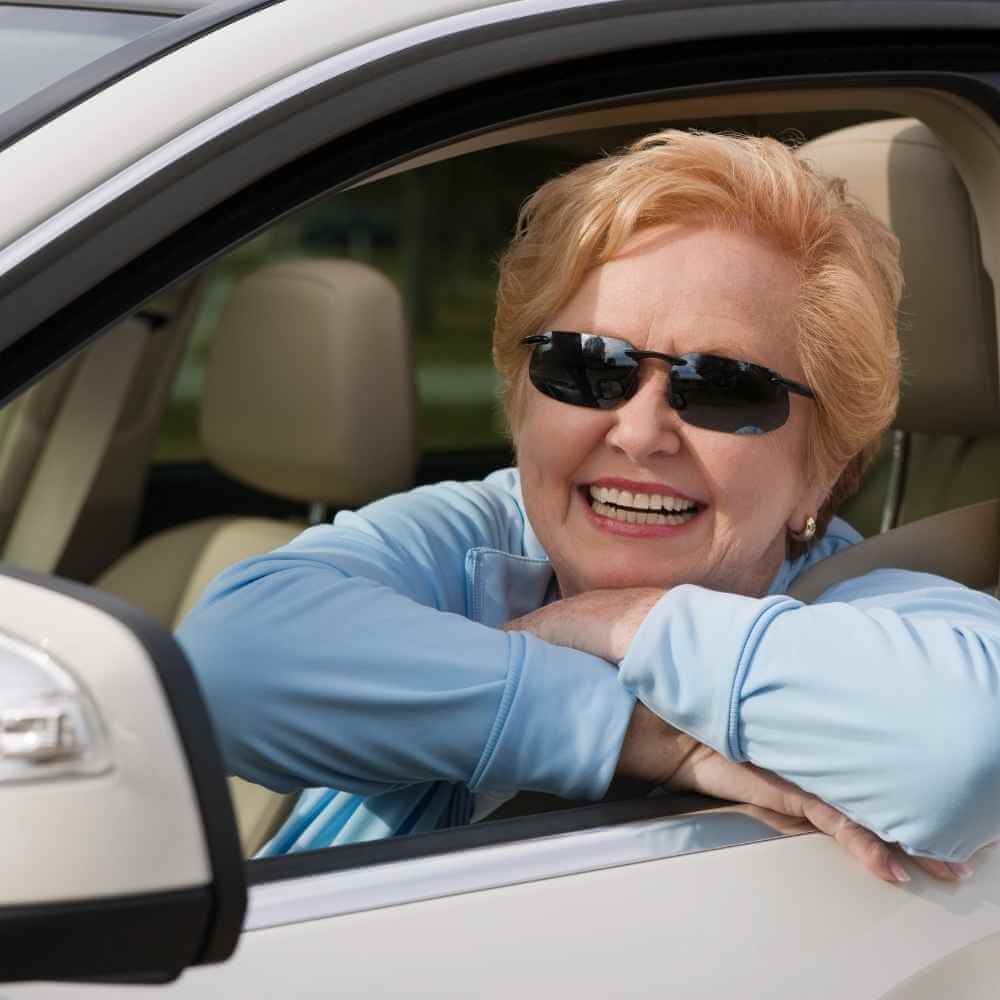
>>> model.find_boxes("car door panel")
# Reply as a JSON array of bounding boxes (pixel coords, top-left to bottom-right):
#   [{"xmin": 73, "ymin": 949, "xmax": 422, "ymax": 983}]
[{"xmin": 9, "ymin": 831, "xmax": 1000, "ymax": 998}]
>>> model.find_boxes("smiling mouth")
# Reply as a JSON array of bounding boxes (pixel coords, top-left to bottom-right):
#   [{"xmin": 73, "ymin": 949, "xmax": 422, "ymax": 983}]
[{"xmin": 585, "ymin": 484, "xmax": 701, "ymax": 526}]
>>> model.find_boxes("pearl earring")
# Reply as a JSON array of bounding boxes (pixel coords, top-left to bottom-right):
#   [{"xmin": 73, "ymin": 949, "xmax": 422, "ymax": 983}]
[{"xmin": 791, "ymin": 515, "xmax": 817, "ymax": 542}]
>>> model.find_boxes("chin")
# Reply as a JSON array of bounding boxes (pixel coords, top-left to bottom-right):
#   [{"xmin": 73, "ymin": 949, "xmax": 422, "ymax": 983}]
[{"xmin": 577, "ymin": 562, "xmax": 681, "ymax": 594}]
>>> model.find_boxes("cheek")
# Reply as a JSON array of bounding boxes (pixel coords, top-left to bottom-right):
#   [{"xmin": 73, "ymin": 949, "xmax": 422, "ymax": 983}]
[
  {"xmin": 699, "ymin": 432, "xmax": 805, "ymax": 520},
  {"xmin": 515, "ymin": 397, "xmax": 609, "ymax": 524}
]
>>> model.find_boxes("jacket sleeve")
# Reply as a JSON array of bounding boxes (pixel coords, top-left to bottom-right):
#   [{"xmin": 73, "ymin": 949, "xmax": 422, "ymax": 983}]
[
  {"xmin": 618, "ymin": 570, "xmax": 1000, "ymax": 862},
  {"xmin": 175, "ymin": 480, "xmax": 635, "ymax": 799}
]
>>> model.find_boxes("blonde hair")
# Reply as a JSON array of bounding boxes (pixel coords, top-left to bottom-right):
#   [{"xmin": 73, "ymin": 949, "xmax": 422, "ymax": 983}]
[{"xmin": 493, "ymin": 129, "xmax": 903, "ymax": 546}]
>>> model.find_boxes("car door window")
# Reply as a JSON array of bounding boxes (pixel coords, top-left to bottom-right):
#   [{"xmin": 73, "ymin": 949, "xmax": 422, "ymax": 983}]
[{"xmin": 0, "ymin": 6, "xmax": 171, "ymax": 115}]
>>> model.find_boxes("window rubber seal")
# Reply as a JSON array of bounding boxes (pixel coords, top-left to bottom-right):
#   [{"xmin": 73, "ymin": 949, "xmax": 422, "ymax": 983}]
[{"xmin": 248, "ymin": 792, "xmax": 727, "ymax": 885}]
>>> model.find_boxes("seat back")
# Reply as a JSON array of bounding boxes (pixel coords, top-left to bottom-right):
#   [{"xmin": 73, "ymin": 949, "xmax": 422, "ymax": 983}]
[
  {"xmin": 801, "ymin": 119, "xmax": 1000, "ymax": 537},
  {"xmin": 97, "ymin": 257, "xmax": 417, "ymax": 855},
  {"xmin": 0, "ymin": 279, "xmax": 202, "ymax": 582},
  {"xmin": 793, "ymin": 119, "xmax": 1000, "ymax": 600},
  {"xmin": 790, "ymin": 499, "xmax": 999, "ymax": 603}
]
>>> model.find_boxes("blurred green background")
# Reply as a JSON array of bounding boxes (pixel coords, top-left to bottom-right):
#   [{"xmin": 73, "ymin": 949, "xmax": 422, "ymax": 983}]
[{"xmin": 154, "ymin": 144, "xmax": 581, "ymax": 462}]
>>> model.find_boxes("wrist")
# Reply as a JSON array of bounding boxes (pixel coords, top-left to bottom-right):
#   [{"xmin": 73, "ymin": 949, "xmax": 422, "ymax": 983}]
[
  {"xmin": 607, "ymin": 588, "xmax": 666, "ymax": 662},
  {"xmin": 615, "ymin": 702, "xmax": 698, "ymax": 786}
]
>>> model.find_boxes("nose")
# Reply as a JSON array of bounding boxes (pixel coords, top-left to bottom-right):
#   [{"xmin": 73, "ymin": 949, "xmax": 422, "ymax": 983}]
[{"xmin": 604, "ymin": 369, "xmax": 684, "ymax": 463}]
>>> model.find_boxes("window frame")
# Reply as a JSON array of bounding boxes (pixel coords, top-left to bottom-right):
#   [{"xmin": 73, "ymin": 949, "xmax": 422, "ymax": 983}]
[
  {"xmin": 1, "ymin": 2, "xmax": 1000, "ymax": 392},
  {"xmin": 0, "ymin": 3, "xmax": 998, "ymax": 896}
]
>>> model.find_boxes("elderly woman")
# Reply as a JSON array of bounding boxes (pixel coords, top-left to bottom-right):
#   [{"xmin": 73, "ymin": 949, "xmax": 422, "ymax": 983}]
[{"xmin": 177, "ymin": 130, "xmax": 1000, "ymax": 881}]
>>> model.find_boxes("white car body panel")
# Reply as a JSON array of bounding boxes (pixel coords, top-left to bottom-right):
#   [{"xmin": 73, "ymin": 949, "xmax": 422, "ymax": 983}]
[
  {"xmin": 10, "ymin": 835, "xmax": 1000, "ymax": 998},
  {"xmin": 0, "ymin": 0, "xmax": 508, "ymax": 250},
  {"xmin": 0, "ymin": 574, "xmax": 210, "ymax": 903}
]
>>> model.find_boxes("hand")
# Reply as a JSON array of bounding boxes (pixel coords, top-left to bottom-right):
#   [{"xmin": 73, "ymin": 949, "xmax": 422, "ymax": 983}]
[
  {"xmin": 669, "ymin": 741, "xmax": 973, "ymax": 884},
  {"xmin": 505, "ymin": 593, "xmax": 973, "ymax": 883},
  {"xmin": 502, "ymin": 588, "xmax": 664, "ymax": 662}
]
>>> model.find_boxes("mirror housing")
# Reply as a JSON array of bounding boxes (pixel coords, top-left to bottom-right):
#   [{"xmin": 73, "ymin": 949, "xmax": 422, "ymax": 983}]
[{"xmin": 0, "ymin": 566, "xmax": 245, "ymax": 984}]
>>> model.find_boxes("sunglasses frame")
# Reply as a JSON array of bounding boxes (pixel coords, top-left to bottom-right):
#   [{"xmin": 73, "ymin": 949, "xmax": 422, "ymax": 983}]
[{"xmin": 521, "ymin": 331, "xmax": 816, "ymax": 433}]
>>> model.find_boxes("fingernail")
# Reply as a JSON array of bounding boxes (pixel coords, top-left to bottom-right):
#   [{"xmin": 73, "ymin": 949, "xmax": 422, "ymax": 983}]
[
  {"xmin": 950, "ymin": 862, "xmax": 974, "ymax": 880},
  {"xmin": 889, "ymin": 859, "xmax": 911, "ymax": 883}
]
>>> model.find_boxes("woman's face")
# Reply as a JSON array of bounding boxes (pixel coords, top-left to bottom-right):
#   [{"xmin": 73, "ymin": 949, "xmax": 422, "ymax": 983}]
[{"xmin": 514, "ymin": 225, "xmax": 832, "ymax": 599}]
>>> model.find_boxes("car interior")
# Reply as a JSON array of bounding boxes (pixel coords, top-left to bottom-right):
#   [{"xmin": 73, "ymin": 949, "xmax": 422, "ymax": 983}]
[{"xmin": 1, "ymin": 91, "xmax": 997, "ymax": 857}]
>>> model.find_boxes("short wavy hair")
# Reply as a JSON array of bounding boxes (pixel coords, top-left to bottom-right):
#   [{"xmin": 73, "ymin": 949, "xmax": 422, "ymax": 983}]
[{"xmin": 493, "ymin": 129, "xmax": 903, "ymax": 547}]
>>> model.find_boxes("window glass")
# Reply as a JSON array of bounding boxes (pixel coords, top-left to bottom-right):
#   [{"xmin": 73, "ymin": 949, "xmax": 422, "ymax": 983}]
[
  {"xmin": 154, "ymin": 143, "xmax": 580, "ymax": 462},
  {"xmin": 0, "ymin": 6, "xmax": 170, "ymax": 116}
]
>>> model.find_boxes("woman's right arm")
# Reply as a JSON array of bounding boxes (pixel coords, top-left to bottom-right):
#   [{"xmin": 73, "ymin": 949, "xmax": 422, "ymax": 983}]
[{"xmin": 175, "ymin": 479, "xmax": 637, "ymax": 799}]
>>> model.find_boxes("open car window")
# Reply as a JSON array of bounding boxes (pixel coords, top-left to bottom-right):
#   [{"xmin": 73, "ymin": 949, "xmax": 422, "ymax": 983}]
[{"xmin": 1, "ymin": 101, "xmax": 974, "ymax": 856}]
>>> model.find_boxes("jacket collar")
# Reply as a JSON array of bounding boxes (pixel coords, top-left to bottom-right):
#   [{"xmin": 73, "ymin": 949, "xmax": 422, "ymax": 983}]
[
  {"xmin": 511, "ymin": 473, "xmax": 549, "ymax": 562},
  {"xmin": 464, "ymin": 474, "xmax": 554, "ymax": 627}
]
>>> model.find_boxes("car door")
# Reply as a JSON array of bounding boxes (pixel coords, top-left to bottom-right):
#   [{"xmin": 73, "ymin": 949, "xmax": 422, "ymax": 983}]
[{"xmin": 3, "ymin": 2, "xmax": 1000, "ymax": 996}]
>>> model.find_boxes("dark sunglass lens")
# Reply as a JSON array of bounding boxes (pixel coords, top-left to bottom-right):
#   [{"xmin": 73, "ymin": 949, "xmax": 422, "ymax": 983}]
[
  {"xmin": 529, "ymin": 332, "xmax": 638, "ymax": 409},
  {"xmin": 671, "ymin": 354, "xmax": 789, "ymax": 433}
]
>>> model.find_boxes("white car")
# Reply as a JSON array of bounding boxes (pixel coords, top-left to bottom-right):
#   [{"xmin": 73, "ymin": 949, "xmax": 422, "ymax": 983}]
[{"xmin": 2, "ymin": 0, "xmax": 1000, "ymax": 995}]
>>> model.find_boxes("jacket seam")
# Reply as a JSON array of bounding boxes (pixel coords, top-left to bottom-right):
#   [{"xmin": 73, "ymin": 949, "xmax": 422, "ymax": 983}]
[
  {"xmin": 726, "ymin": 596, "xmax": 800, "ymax": 760},
  {"xmin": 468, "ymin": 633, "xmax": 523, "ymax": 790}
]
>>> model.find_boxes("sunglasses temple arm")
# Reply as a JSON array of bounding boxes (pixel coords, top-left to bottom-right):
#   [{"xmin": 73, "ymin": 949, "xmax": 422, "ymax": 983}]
[{"xmin": 774, "ymin": 376, "xmax": 816, "ymax": 399}]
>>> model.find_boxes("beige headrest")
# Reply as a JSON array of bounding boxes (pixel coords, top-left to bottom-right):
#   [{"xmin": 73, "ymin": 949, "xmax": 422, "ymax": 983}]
[
  {"xmin": 201, "ymin": 259, "xmax": 418, "ymax": 506},
  {"xmin": 802, "ymin": 119, "xmax": 999, "ymax": 434}
]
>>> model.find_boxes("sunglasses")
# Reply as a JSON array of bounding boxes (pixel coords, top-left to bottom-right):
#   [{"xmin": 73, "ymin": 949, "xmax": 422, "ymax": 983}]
[{"xmin": 521, "ymin": 331, "xmax": 816, "ymax": 435}]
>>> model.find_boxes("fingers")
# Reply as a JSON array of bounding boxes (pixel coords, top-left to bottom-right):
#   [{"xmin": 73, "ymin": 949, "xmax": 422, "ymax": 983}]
[
  {"xmin": 671, "ymin": 754, "xmax": 976, "ymax": 885},
  {"xmin": 800, "ymin": 796, "xmax": 973, "ymax": 883},
  {"xmin": 907, "ymin": 857, "xmax": 972, "ymax": 882},
  {"xmin": 800, "ymin": 798, "xmax": 901, "ymax": 882}
]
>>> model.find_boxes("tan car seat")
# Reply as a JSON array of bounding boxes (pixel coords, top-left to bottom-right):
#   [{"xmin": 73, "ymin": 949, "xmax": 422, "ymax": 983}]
[
  {"xmin": 788, "ymin": 119, "xmax": 999, "ymax": 596},
  {"xmin": 97, "ymin": 258, "xmax": 418, "ymax": 854},
  {"xmin": 801, "ymin": 119, "xmax": 1000, "ymax": 536},
  {"xmin": 0, "ymin": 279, "xmax": 202, "ymax": 582}
]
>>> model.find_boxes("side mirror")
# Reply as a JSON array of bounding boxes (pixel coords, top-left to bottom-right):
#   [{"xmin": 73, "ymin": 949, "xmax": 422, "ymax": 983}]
[{"xmin": 0, "ymin": 566, "xmax": 245, "ymax": 984}]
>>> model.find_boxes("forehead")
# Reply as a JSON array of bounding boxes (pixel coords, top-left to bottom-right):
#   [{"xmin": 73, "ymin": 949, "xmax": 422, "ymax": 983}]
[{"xmin": 553, "ymin": 225, "xmax": 802, "ymax": 365}]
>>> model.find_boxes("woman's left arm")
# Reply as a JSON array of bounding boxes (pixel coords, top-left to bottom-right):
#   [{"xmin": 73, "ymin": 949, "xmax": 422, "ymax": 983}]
[{"xmin": 610, "ymin": 571, "xmax": 1000, "ymax": 863}]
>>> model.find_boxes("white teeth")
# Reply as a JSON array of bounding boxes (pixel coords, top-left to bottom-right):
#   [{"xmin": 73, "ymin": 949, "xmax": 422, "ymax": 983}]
[
  {"xmin": 588, "ymin": 485, "xmax": 699, "ymax": 524},
  {"xmin": 665, "ymin": 496, "xmax": 696, "ymax": 513},
  {"xmin": 590, "ymin": 498, "xmax": 697, "ymax": 526}
]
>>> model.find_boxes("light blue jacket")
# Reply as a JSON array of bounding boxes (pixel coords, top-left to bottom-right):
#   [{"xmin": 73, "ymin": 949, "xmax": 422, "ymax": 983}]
[{"xmin": 177, "ymin": 469, "xmax": 1000, "ymax": 861}]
